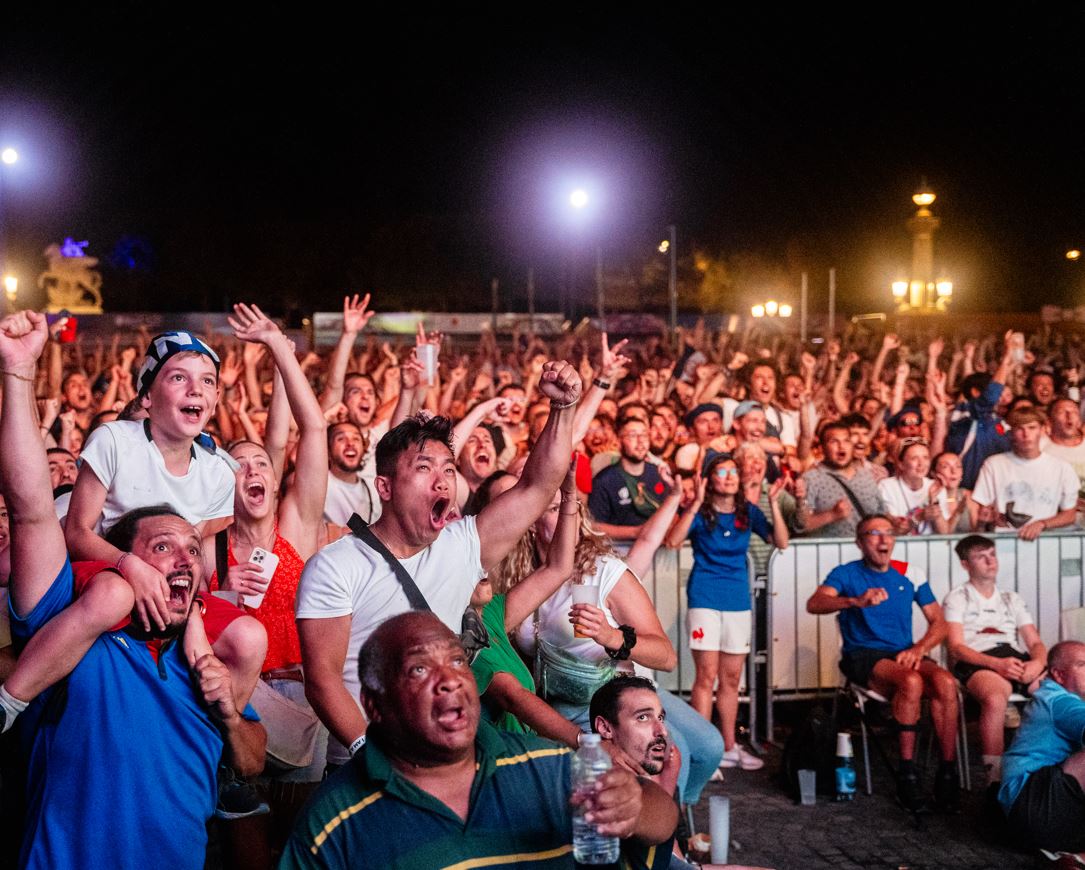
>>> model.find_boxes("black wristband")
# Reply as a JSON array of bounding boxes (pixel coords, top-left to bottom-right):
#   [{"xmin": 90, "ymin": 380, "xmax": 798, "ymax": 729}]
[
  {"xmin": 593, "ymin": 378, "xmax": 611, "ymax": 390},
  {"xmin": 606, "ymin": 624, "xmax": 637, "ymax": 661}
]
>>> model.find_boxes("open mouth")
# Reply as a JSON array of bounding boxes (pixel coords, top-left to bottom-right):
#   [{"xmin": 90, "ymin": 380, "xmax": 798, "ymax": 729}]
[
  {"xmin": 167, "ymin": 571, "xmax": 193, "ymax": 605},
  {"xmin": 245, "ymin": 482, "xmax": 266, "ymax": 505},
  {"xmin": 430, "ymin": 497, "xmax": 450, "ymax": 528},
  {"xmin": 435, "ymin": 703, "xmax": 468, "ymax": 729},
  {"xmin": 180, "ymin": 404, "xmax": 204, "ymax": 424}
]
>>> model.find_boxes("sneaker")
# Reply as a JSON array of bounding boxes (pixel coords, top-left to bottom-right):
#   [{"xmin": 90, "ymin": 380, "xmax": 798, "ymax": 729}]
[
  {"xmin": 895, "ymin": 770, "xmax": 926, "ymax": 813},
  {"xmin": 719, "ymin": 745, "xmax": 764, "ymax": 771},
  {"xmin": 934, "ymin": 766, "xmax": 961, "ymax": 815},
  {"xmin": 1004, "ymin": 703, "xmax": 1022, "ymax": 729}
]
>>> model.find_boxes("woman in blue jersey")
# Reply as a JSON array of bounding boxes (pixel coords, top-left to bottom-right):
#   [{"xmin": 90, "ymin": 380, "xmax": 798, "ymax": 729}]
[{"xmin": 666, "ymin": 452, "xmax": 788, "ymax": 770}]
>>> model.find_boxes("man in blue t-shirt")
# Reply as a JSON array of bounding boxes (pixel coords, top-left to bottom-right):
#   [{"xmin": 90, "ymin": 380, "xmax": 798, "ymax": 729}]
[
  {"xmin": 0, "ymin": 311, "xmax": 265, "ymax": 869},
  {"xmin": 999, "ymin": 640, "xmax": 1085, "ymax": 857},
  {"xmin": 806, "ymin": 514, "xmax": 960, "ymax": 813},
  {"xmin": 589, "ymin": 417, "xmax": 670, "ymax": 540}
]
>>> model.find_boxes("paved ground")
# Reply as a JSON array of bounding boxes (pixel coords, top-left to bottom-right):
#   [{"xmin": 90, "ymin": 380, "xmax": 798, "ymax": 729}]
[{"xmin": 687, "ymin": 701, "xmax": 1051, "ymax": 870}]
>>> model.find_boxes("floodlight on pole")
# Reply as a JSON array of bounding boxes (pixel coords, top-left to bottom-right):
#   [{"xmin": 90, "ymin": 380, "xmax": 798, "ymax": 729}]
[
  {"xmin": 0, "ymin": 148, "xmax": 16, "ymax": 166},
  {"xmin": 569, "ymin": 189, "xmax": 589, "ymax": 209}
]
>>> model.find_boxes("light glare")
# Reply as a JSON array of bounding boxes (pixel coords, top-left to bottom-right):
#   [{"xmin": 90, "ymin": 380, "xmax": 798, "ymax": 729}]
[
  {"xmin": 658, "ymin": 240, "xmax": 669, "ymax": 253},
  {"xmin": 569, "ymin": 189, "xmax": 588, "ymax": 209},
  {"xmin": 892, "ymin": 281, "xmax": 908, "ymax": 298},
  {"xmin": 0, "ymin": 148, "xmax": 17, "ymax": 165},
  {"xmin": 751, "ymin": 305, "xmax": 765, "ymax": 318},
  {"xmin": 1067, "ymin": 250, "xmax": 1081, "ymax": 261},
  {"xmin": 764, "ymin": 300, "xmax": 778, "ymax": 316},
  {"xmin": 778, "ymin": 304, "xmax": 792, "ymax": 318},
  {"xmin": 936, "ymin": 280, "xmax": 953, "ymax": 297}
]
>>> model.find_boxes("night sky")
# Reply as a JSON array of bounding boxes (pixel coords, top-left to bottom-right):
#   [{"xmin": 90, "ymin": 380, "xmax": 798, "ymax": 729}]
[{"xmin": 1, "ymin": 8, "xmax": 1083, "ymax": 319}]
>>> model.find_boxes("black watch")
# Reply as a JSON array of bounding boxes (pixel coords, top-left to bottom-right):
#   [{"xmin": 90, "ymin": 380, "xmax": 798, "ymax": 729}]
[{"xmin": 606, "ymin": 624, "xmax": 637, "ymax": 661}]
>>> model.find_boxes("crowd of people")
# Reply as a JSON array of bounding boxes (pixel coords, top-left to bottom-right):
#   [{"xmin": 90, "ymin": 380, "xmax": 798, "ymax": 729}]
[{"xmin": 1, "ymin": 295, "xmax": 1085, "ymax": 867}]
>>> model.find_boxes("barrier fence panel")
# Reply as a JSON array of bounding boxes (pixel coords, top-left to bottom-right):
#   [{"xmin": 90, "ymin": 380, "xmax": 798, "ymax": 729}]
[{"xmin": 767, "ymin": 530, "xmax": 1085, "ymax": 700}]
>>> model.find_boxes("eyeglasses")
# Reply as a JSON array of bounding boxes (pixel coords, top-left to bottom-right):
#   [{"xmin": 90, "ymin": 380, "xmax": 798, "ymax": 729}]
[
  {"xmin": 714, "ymin": 467, "xmax": 739, "ymax": 478},
  {"xmin": 860, "ymin": 529, "xmax": 896, "ymax": 539}
]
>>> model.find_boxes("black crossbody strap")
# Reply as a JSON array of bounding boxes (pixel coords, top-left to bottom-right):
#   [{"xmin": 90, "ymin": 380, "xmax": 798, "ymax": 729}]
[
  {"xmin": 829, "ymin": 472, "xmax": 871, "ymax": 519},
  {"xmin": 346, "ymin": 514, "xmax": 431, "ymax": 612},
  {"xmin": 215, "ymin": 529, "xmax": 230, "ymax": 586}
]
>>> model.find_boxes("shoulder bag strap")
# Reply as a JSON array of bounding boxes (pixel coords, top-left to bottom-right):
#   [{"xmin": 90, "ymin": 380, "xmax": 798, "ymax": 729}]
[
  {"xmin": 346, "ymin": 514, "xmax": 431, "ymax": 612},
  {"xmin": 215, "ymin": 529, "xmax": 230, "ymax": 586},
  {"xmin": 828, "ymin": 472, "xmax": 871, "ymax": 519}
]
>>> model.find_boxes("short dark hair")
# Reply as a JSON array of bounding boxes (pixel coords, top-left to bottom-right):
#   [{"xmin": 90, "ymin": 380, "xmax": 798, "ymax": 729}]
[
  {"xmin": 375, "ymin": 414, "xmax": 454, "ymax": 478},
  {"xmin": 839, "ymin": 413, "xmax": 871, "ymax": 431},
  {"xmin": 589, "ymin": 675, "xmax": 658, "ymax": 733},
  {"xmin": 46, "ymin": 447, "xmax": 75, "ymax": 459},
  {"xmin": 1048, "ymin": 640, "xmax": 1085, "ymax": 676},
  {"xmin": 463, "ymin": 470, "xmax": 513, "ymax": 516},
  {"xmin": 104, "ymin": 504, "xmax": 185, "ymax": 552},
  {"xmin": 955, "ymin": 534, "xmax": 995, "ymax": 560},
  {"xmin": 344, "ymin": 372, "xmax": 377, "ymax": 391},
  {"xmin": 819, "ymin": 420, "xmax": 851, "ymax": 445},
  {"xmin": 856, "ymin": 513, "xmax": 893, "ymax": 537},
  {"xmin": 958, "ymin": 372, "xmax": 991, "ymax": 400},
  {"xmin": 744, "ymin": 360, "xmax": 777, "ymax": 386},
  {"xmin": 327, "ymin": 420, "xmax": 364, "ymax": 448}
]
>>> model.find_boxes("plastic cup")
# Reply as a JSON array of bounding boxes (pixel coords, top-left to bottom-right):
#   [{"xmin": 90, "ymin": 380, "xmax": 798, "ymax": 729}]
[
  {"xmin": 570, "ymin": 585, "xmax": 597, "ymax": 638},
  {"xmin": 709, "ymin": 795, "xmax": 730, "ymax": 864},
  {"xmin": 417, "ymin": 343, "xmax": 438, "ymax": 385},
  {"xmin": 798, "ymin": 769, "xmax": 817, "ymax": 806}
]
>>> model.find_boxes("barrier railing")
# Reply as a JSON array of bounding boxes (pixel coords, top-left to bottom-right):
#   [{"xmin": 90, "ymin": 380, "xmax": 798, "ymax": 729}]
[
  {"xmin": 625, "ymin": 531, "xmax": 1085, "ymax": 747},
  {"xmin": 766, "ymin": 530, "xmax": 1085, "ymax": 700}
]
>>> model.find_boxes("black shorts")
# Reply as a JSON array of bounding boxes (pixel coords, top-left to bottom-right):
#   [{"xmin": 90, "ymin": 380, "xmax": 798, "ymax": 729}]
[
  {"xmin": 953, "ymin": 643, "xmax": 1030, "ymax": 695},
  {"xmin": 840, "ymin": 648, "xmax": 904, "ymax": 688},
  {"xmin": 1007, "ymin": 763, "xmax": 1085, "ymax": 852}
]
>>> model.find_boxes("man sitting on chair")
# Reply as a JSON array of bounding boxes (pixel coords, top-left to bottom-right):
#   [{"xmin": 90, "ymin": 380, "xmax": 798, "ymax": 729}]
[
  {"xmin": 944, "ymin": 534, "xmax": 1047, "ymax": 788},
  {"xmin": 806, "ymin": 514, "xmax": 960, "ymax": 813}
]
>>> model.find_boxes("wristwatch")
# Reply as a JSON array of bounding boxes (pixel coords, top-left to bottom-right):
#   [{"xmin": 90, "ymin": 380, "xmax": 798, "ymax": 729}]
[{"xmin": 606, "ymin": 624, "xmax": 637, "ymax": 661}]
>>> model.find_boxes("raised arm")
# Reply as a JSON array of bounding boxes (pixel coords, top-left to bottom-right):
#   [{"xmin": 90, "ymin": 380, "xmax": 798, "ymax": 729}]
[
  {"xmin": 502, "ymin": 462, "xmax": 579, "ymax": 631},
  {"xmin": 320, "ymin": 294, "xmax": 374, "ymax": 411},
  {"xmin": 451, "ymin": 397, "xmax": 506, "ymax": 460},
  {"xmin": 475, "ymin": 361, "xmax": 581, "ymax": 569},
  {"xmin": 572, "ymin": 334, "xmax": 629, "ymax": 446},
  {"xmin": 0, "ymin": 312, "xmax": 68, "ymax": 616},
  {"xmin": 228, "ymin": 304, "xmax": 329, "ymax": 561}
]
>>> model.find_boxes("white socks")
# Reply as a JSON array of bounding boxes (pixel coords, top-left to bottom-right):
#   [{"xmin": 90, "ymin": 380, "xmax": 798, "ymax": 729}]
[{"xmin": 0, "ymin": 685, "xmax": 28, "ymax": 733}]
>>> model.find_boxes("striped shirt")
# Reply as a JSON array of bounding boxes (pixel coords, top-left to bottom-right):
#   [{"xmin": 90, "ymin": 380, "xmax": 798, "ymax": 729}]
[{"xmin": 280, "ymin": 721, "xmax": 669, "ymax": 869}]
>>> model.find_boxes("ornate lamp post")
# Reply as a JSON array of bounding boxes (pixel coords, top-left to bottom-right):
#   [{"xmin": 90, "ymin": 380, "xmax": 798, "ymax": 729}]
[{"xmin": 892, "ymin": 184, "xmax": 952, "ymax": 313}]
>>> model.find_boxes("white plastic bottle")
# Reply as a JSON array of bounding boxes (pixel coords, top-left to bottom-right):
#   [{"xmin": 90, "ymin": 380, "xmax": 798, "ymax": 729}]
[{"xmin": 571, "ymin": 734, "xmax": 620, "ymax": 864}]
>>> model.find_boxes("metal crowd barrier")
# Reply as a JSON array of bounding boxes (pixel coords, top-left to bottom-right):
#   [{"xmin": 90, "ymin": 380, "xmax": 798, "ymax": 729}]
[{"xmin": 624, "ymin": 531, "xmax": 1085, "ymax": 748}]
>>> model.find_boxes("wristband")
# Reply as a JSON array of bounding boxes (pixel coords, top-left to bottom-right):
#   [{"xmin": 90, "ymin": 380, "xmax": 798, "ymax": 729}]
[
  {"xmin": 349, "ymin": 735, "xmax": 367, "ymax": 756},
  {"xmin": 592, "ymin": 378, "xmax": 611, "ymax": 390},
  {"xmin": 115, "ymin": 552, "xmax": 133, "ymax": 574},
  {"xmin": 550, "ymin": 397, "xmax": 578, "ymax": 410}
]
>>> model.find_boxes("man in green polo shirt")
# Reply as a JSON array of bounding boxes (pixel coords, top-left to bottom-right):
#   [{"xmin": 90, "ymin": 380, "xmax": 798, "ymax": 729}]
[{"xmin": 280, "ymin": 611, "xmax": 677, "ymax": 869}]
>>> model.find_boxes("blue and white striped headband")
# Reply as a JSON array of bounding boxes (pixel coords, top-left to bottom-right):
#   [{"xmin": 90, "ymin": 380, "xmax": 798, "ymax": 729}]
[{"xmin": 136, "ymin": 331, "xmax": 221, "ymax": 396}]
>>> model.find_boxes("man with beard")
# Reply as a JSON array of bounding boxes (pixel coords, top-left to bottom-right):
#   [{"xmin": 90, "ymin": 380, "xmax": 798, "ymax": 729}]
[
  {"xmin": 297, "ymin": 360, "xmax": 585, "ymax": 772},
  {"xmin": 1043, "ymin": 397, "xmax": 1085, "ymax": 498},
  {"xmin": 797, "ymin": 421, "xmax": 884, "ymax": 537},
  {"xmin": 324, "ymin": 421, "xmax": 378, "ymax": 525},
  {"xmin": 0, "ymin": 310, "xmax": 265, "ymax": 869},
  {"xmin": 456, "ymin": 425, "xmax": 500, "ymax": 495},
  {"xmin": 589, "ymin": 418, "xmax": 671, "ymax": 540}
]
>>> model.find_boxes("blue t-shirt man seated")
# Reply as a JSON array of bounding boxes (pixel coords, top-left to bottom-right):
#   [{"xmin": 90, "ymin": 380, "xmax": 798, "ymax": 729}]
[
  {"xmin": 806, "ymin": 514, "xmax": 960, "ymax": 814},
  {"xmin": 1000, "ymin": 640, "xmax": 1085, "ymax": 857},
  {"xmin": 589, "ymin": 417, "xmax": 670, "ymax": 541}
]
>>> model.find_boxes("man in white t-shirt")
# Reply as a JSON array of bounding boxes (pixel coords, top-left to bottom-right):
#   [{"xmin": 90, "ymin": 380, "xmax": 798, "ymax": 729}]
[
  {"xmin": 323, "ymin": 422, "xmax": 379, "ymax": 525},
  {"xmin": 972, "ymin": 406, "xmax": 1079, "ymax": 540},
  {"xmin": 1043, "ymin": 397, "xmax": 1085, "ymax": 499},
  {"xmin": 944, "ymin": 535, "xmax": 1047, "ymax": 786},
  {"xmin": 297, "ymin": 360, "xmax": 582, "ymax": 768}
]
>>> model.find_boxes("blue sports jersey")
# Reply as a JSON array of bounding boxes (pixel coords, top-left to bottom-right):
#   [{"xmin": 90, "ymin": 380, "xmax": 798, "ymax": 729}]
[
  {"xmin": 824, "ymin": 559, "xmax": 935, "ymax": 653},
  {"xmin": 686, "ymin": 504, "xmax": 771, "ymax": 612},
  {"xmin": 11, "ymin": 559, "xmax": 223, "ymax": 870}
]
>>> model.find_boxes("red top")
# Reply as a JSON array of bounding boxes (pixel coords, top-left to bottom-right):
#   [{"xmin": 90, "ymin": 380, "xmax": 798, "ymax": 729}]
[
  {"xmin": 209, "ymin": 532, "xmax": 305, "ymax": 673},
  {"xmin": 74, "ymin": 560, "xmax": 244, "ymax": 661}
]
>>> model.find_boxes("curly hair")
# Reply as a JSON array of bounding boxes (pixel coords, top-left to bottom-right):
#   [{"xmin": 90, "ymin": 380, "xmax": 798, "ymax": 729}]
[{"xmin": 491, "ymin": 505, "xmax": 615, "ymax": 596}]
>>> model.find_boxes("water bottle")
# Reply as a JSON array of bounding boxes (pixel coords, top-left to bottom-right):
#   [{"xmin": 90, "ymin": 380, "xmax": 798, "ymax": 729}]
[
  {"xmin": 571, "ymin": 734, "xmax": 620, "ymax": 864},
  {"xmin": 834, "ymin": 732, "xmax": 856, "ymax": 801}
]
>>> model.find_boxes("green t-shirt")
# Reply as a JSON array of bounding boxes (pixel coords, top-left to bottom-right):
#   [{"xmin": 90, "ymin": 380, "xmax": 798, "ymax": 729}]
[{"xmin": 472, "ymin": 595, "xmax": 536, "ymax": 734}]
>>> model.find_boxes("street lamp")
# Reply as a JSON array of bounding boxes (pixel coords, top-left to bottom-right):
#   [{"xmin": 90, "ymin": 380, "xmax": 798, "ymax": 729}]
[
  {"xmin": 0, "ymin": 148, "xmax": 16, "ymax": 166},
  {"xmin": 0, "ymin": 147, "xmax": 18, "ymax": 285},
  {"xmin": 891, "ymin": 182, "xmax": 952, "ymax": 313},
  {"xmin": 1067, "ymin": 250, "xmax": 1081, "ymax": 261},
  {"xmin": 751, "ymin": 299, "xmax": 792, "ymax": 320},
  {"xmin": 569, "ymin": 189, "xmax": 588, "ymax": 209}
]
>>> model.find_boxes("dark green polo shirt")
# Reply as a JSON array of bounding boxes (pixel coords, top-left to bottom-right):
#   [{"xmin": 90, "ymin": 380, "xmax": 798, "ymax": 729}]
[{"xmin": 279, "ymin": 722, "xmax": 671, "ymax": 870}]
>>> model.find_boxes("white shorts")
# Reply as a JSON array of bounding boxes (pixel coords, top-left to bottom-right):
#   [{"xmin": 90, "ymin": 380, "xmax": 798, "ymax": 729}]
[{"xmin": 687, "ymin": 608, "xmax": 751, "ymax": 654}]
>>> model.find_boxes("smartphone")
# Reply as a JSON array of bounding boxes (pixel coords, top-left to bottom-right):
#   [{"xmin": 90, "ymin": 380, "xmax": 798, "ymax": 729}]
[
  {"xmin": 46, "ymin": 312, "xmax": 78, "ymax": 343},
  {"xmin": 245, "ymin": 547, "xmax": 279, "ymax": 610}
]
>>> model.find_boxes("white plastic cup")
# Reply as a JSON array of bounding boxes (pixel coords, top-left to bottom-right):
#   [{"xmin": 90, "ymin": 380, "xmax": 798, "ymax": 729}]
[
  {"xmin": 709, "ymin": 795, "xmax": 730, "ymax": 864},
  {"xmin": 798, "ymin": 769, "xmax": 817, "ymax": 806},
  {"xmin": 417, "ymin": 343, "xmax": 438, "ymax": 385},
  {"xmin": 836, "ymin": 732, "xmax": 854, "ymax": 758},
  {"xmin": 570, "ymin": 585, "xmax": 597, "ymax": 638}
]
